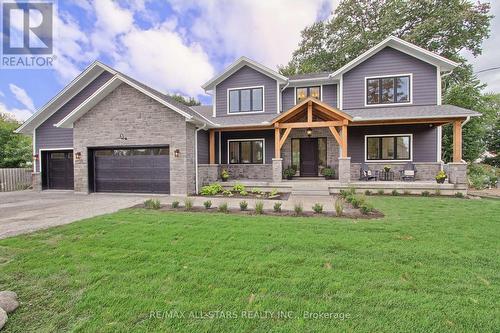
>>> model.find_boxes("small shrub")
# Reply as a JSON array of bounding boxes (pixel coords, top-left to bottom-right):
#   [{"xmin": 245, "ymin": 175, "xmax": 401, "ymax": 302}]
[
  {"xmin": 334, "ymin": 197, "xmax": 344, "ymax": 217},
  {"xmin": 251, "ymin": 188, "xmax": 261, "ymax": 194},
  {"xmin": 171, "ymin": 201, "xmax": 180, "ymax": 208},
  {"xmin": 220, "ymin": 169, "xmax": 230, "ymax": 181},
  {"xmin": 273, "ymin": 202, "xmax": 282, "ymax": 213},
  {"xmin": 377, "ymin": 189, "xmax": 385, "ymax": 195},
  {"xmin": 218, "ymin": 202, "xmax": 229, "ymax": 213},
  {"xmin": 254, "ymin": 201, "xmax": 264, "ymax": 214},
  {"xmin": 222, "ymin": 190, "xmax": 233, "ymax": 197},
  {"xmin": 403, "ymin": 190, "xmax": 411, "ymax": 196},
  {"xmin": 360, "ymin": 202, "xmax": 374, "ymax": 215},
  {"xmin": 200, "ymin": 183, "xmax": 223, "ymax": 196},
  {"xmin": 240, "ymin": 190, "xmax": 248, "ymax": 196},
  {"xmin": 339, "ymin": 187, "xmax": 355, "ymax": 199},
  {"xmin": 434, "ymin": 189, "xmax": 441, "ymax": 196},
  {"xmin": 454, "ymin": 192, "xmax": 465, "ymax": 198},
  {"xmin": 268, "ymin": 188, "xmax": 279, "ymax": 198},
  {"xmin": 435, "ymin": 170, "xmax": 447, "ymax": 183},
  {"xmin": 364, "ymin": 190, "xmax": 372, "ymax": 196},
  {"xmin": 144, "ymin": 198, "xmax": 160, "ymax": 210},
  {"xmin": 232, "ymin": 183, "xmax": 246, "ymax": 192},
  {"xmin": 350, "ymin": 194, "xmax": 366, "ymax": 208},
  {"xmin": 239, "ymin": 200, "xmax": 248, "ymax": 211},
  {"xmin": 184, "ymin": 198, "xmax": 194, "ymax": 210},
  {"xmin": 421, "ymin": 191, "xmax": 430, "ymax": 197},
  {"xmin": 203, "ymin": 200, "xmax": 212, "ymax": 209},
  {"xmin": 312, "ymin": 203, "xmax": 323, "ymax": 214},
  {"xmin": 391, "ymin": 189, "xmax": 400, "ymax": 196},
  {"xmin": 293, "ymin": 202, "xmax": 303, "ymax": 216}
]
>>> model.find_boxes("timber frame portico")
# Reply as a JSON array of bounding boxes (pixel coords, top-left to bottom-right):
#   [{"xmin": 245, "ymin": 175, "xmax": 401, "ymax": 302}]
[{"xmin": 272, "ymin": 97, "xmax": 353, "ymax": 159}]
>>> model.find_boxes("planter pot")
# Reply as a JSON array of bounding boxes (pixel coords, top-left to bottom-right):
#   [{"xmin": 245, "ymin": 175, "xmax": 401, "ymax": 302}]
[
  {"xmin": 436, "ymin": 178, "xmax": 446, "ymax": 184},
  {"xmin": 285, "ymin": 175, "xmax": 293, "ymax": 180},
  {"xmin": 221, "ymin": 178, "xmax": 228, "ymax": 182},
  {"xmin": 324, "ymin": 176, "xmax": 333, "ymax": 180}
]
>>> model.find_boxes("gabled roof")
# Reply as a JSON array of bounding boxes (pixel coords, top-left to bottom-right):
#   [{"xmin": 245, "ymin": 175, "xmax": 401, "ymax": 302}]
[
  {"xmin": 15, "ymin": 61, "xmax": 117, "ymax": 134},
  {"xmin": 330, "ymin": 36, "xmax": 459, "ymax": 79},
  {"xmin": 272, "ymin": 97, "xmax": 352, "ymax": 124},
  {"xmin": 202, "ymin": 56, "xmax": 288, "ymax": 91}
]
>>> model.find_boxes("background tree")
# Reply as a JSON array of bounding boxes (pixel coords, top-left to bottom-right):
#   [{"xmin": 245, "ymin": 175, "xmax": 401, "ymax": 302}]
[
  {"xmin": 280, "ymin": 0, "xmax": 493, "ymax": 162},
  {"xmin": 167, "ymin": 94, "xmax": 201, "ymax": 106},
  {"xmin": 0, "ymin": 113, "xmax": 32, "ymax": 168}
]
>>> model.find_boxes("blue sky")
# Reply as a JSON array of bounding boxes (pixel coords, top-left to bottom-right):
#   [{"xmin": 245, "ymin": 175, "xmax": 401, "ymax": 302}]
[{"xmin": 0, "ymin": 0, "xmax": 498, "ymax": 121}]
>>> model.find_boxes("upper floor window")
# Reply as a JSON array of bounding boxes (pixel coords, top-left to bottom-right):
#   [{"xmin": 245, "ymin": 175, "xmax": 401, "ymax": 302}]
[
  {"xmin": 228, "ymin": 87, "xmax": 263, "ymax": 113},
  {"xmin": 366, "ymin": 75, "xmax": 410, "ymax": 105},
  {"xmin": 296, "ymin": 86, "xmax": 320, "ymax": 103}
]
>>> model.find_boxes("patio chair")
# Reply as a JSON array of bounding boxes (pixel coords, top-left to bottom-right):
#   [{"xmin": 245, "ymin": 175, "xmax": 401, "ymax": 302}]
[
  {"xmin": 400, "ymin": 162, "xmax": 417, "ymax": 181},
  {"xmin": 359, "ymin": 163, "xmax": 378, "ymax": 181}
]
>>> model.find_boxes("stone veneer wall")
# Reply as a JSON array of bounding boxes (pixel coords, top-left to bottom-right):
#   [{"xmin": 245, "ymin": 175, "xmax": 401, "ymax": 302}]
[
  {"xmin": 198, "ymin": 164, "xmax": 220, "ymax": 186},
  {"xmin": 281, "ymin": 127, "xmax": 340, "ymax": 177},
  {"xmin": 220, "ymin": 164, "xmax": 273, "ymax": 180},
  {"xmin": 350, "ymin": 162, "xmax": 441, "ymax": 181},
  {"xmin": 73, "ymin": 83, "xmax": 196, "ymax": 195}
]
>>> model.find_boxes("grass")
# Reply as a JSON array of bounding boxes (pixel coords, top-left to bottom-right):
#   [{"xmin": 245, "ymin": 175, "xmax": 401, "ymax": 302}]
[{"xmin": 0, "ymin": 197, "xmax": 499, "ymax": 332}]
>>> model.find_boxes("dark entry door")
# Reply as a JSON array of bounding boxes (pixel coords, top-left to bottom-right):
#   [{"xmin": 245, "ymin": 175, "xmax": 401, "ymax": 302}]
[
  {"xmin": 300, "ymin": 138, "xmax": 318, "ymax": 177},
  {"xmin": 92, "ymin": 147, "xmax": 170, "ymax": 194},
  {"xmin": 47, "ymin": 151, "xmax": 74, "ymax": 190}
]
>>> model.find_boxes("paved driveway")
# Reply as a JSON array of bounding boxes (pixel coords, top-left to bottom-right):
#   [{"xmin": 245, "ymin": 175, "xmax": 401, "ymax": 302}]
[{"xmin": 0, "ymin": 191, "xmax": 149, "ymax": 239}]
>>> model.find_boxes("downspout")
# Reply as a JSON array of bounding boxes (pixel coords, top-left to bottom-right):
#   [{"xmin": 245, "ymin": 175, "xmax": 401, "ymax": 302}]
[{"xmin": 194, "ymin": 123, "xmax": 207, "ymax": 194}]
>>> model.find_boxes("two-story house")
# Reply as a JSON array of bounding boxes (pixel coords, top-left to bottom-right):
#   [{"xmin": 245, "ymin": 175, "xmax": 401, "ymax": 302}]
[{"xmin": 16, "ymin": 37, "xmax": 479, "ymax": 195}]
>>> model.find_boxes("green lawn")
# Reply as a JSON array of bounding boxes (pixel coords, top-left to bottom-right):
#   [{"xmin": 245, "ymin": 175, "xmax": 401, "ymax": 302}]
[{"xmin": 0, "ymin": 197, "xmax": 499, "ymax": 332}]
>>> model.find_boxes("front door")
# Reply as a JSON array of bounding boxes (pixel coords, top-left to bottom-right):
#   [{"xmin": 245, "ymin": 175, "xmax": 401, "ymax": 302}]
[{"xmin": 300, "ymin": 138, "xmax": 318, "ymax": 177}]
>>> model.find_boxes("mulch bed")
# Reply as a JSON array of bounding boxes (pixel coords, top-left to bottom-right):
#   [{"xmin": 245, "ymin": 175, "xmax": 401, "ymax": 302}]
[{"xmin": 193, "ymin": 192, "xmax": 290, "ymax": 201}]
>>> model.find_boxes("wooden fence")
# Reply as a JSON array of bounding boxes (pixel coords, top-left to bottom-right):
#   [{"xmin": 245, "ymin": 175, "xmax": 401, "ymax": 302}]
[{"xmin": 0, "ymin": 168, "xmax": 32, "ymax": 192}]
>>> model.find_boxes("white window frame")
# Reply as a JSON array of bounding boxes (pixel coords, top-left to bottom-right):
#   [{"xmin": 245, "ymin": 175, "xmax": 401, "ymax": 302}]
[
  {"xmin": 364, "ymin": 134, "xmax": 413, "ymax": 162},
  {"xmin": 227, "ymin": 138, "xmax": 266, "ymax": 165},
  {"xmin": 294, "ymin": 85, "xmax": 323, "ymax": 105},
  {"xmin": 38, "ymin": 147, "xmax": 74, "ymax": 175},
  {"xmin": 364, "ymin": 73, "xmax": 413, "ymax": 107},
  {"xmin": 226, "ymin": 85, "xmax": 265, "ymax": 115}
]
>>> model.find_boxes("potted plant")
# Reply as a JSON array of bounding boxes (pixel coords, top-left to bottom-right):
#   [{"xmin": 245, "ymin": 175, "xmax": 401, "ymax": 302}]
[
  {"xmin": 435, "ymin": 170, "xmax": 447, "ymax": 184},
  {"xmin": 321, "ymin": 166, "xmax": 335, "ymax": 180},
  {"xmin": 383, "ymin": 165, "xmax": 391, "ymax": 173},
  {"xmin": 283, "ymin": 166, "xmax": 296, "ymax": 180},
  {"xmin": 220, "ymin": 169, "xmax": 230, "ymax": 182}
]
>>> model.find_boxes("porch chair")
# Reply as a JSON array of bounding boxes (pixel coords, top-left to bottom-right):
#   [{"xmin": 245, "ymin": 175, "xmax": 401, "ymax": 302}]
[
  {"xmin": 400, "ymin": 162, "xmax": 417, "ymax": 182},
  {"xmin": 359, "ymin": 163, "xmax": 378, "ymax": 181}
]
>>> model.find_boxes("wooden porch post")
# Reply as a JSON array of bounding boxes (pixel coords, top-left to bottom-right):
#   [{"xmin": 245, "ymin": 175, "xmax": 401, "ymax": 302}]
[
  {"xmin": 209, "ymin": 129, "xmax": 215, "ymax": 164},
  {"xmin": 274, "ymin": 127, "xmax": 281, "ymax": 158},
  {"xmin": 341, "ymin": 124, "xmax": 348, "ymax": 158},
  {"xmin": 453, "ymin": 120, "xmax": 462, "ymax": 162}
]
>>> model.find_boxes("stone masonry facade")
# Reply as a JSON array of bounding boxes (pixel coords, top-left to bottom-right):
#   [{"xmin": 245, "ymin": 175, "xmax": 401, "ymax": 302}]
[
  {"xmin": 73, "ymin": 83, "xmax": 196, "ymax": 195},
  {"xmin": 350, "ymin": 162, "xmax": 441, "ymax": 181}
]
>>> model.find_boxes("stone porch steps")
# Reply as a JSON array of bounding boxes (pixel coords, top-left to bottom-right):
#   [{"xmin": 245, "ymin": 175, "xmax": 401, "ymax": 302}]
[{"xmin": 291, "ymin": 181, "xmax": 331, "ymax": 196}]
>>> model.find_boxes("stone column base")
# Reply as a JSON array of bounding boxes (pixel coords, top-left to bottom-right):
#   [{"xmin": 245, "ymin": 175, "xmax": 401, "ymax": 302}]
[
  {"xmin": 272, "ymin": 158, "xmax": 283, "ymax": 182},
  {"xmin": 197, "ymin": 164, "xmax": 219, "ymax": 190},
  {"xmin": 32, "ymin": 172, "xmax": 41, "ymax": 191},
  {"xmin": 447, "ymin": 162, "xmax": 467, "ymax": 185},
  {"xmin": 338, "ymin": 157, "xmax": 351, "ymax": 184}
]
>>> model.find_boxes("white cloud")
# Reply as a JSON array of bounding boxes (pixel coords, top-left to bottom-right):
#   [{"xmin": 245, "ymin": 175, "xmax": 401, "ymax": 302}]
[
  {"xmin": 9, "ymin": 84, "xmax": 35, "ymax": 111},
  {"xmin": 0, "ymin": 101, "xmax": 33, "ymax": 121}
]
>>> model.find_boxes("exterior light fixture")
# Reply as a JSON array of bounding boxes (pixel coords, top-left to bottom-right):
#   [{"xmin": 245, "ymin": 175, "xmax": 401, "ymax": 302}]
[
  {"xmin": 75, "ymin": 152, "xmax": 82, "ymax": 160},
  {"xmin": 306, "ymin": 128, "xmax": 313, "ymax": 137},
  {"xmin": 33, "ymin": 154, "xmax": 39, "ymax": 161},
  {"xmin": 174, "ymin": 149, "xmax": 180, "ymax": 158}
]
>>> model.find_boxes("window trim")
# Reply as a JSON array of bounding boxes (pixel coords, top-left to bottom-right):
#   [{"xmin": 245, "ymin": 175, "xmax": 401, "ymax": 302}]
[
  {"xmin": 294, "ymin": 85, "xmax": 322, "ymax": 105},
  {"xmin": 364, "ymin": 134, "xmax": 413, "ymax": 162},
  {"xmin": 227, "ymin": 138, "xmax": 266, "ymax": 164},
  {"xmin": 364, "ymin": 73, "xmax": 413, "ymax": 107},
  {"xmin": 227, "ymin": 85, "xmax": 265, "ymax": 114}
]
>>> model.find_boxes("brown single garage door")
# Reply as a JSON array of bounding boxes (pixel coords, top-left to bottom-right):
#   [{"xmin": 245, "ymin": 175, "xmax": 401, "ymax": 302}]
[
  {"xmin": 90, "ymin": 147, "xmax": 170, "ymax": 194},
  {"xmin": 42, "ymin": 150, "xmax": 74, "ymax": 190}
]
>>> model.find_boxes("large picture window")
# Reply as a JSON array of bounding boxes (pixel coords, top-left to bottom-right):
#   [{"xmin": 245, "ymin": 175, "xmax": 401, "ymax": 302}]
[
  {"xmin": 228, "ymin": 139, "xmax": 264, "ymax": 164},
  {"xmin": 228, "ymin": 87, "xmax": 263, "ymax": 113},
  {"xmin": 296, "ymin": 86, "xmax": 321, "ymax": 103},
  {"xmin": 366, "ymin": 135, "xmax": 411, "ymax": 161},
  {"xmin": 366, "ymin": 75, "xmax": 410, "ymax": 105}
]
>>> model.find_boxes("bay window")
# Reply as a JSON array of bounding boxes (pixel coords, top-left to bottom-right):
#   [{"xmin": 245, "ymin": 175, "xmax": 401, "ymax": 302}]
[{"xmin": 366, "ymin": 135, "xmax": 411, "ymax": 161}]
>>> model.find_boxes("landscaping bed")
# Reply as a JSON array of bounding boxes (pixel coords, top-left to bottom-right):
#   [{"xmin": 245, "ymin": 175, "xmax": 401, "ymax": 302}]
[{"xmin": 198, "ymin": 183, "xmax": 289, "ymax": 200}]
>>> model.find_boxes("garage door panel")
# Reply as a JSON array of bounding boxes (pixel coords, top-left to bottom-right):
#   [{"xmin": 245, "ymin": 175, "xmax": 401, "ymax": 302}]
[
  {"xmin": 46, "ymin": 151, "xmax": 74, "ymax": 190},
  {"xmin": 92, "ymin": 147, "xmax": 170, "ymax": 194}
]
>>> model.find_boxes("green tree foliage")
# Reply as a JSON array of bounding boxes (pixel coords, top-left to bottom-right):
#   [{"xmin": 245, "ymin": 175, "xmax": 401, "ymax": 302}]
[
  {"xmin": 166, "ymin": 94, "xmax": 201, "ymax": 106},
  {"xmin": 0, "ymin": 113, "xmax": 32, "ymax": 168}
]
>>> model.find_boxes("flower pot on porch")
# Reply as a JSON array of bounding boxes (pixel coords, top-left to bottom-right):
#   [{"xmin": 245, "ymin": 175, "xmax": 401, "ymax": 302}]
[{"xmin": 436, "ymin": 178, "xmax": 446, "ymax": 184}]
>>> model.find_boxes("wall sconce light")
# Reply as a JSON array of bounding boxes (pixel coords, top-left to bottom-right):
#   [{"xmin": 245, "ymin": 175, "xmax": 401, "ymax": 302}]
[
  {"xmin": 119, "ymin": 133, "xmax": 127, "ymax": 140},
  {"xmin": 33, "ymin": 154, "xmax": 39, "ymax": 161},
  {"xmin": 75, "ymin": 152, "xmax": 82, "ymax": 160},
  {"xmin": 306, "ymin": 128, "xmax": 313, "ymax": 137},
  {"xmin": 174, "ymin": 149, "xmax": 180, "ymax": 158}
]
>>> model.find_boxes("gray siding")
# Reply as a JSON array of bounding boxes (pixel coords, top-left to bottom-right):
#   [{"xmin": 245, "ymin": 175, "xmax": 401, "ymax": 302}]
[
  {"xmin": 220, "ymin": 130, "xmax": 275, "ymax": 165},
  {"xmin": 197, "ymin": 130, "xmax": 209, "ymax": 164},
  {"xmin": 343, "ymin": 47, "xmax": 437, "ymax": 110},
  {"xmin": 35, "ymin": 71, "xmax": 113, "ymax": 172},
  {"xmin": 215, "ymin": 65, "xmax": 277, "ymax": 117},
  {"xmin": 348, "ymin": 124, "xmax": 438, "ymax": 163},
  {"xmin": 281, "ymin": 84, "xmax": 337, "ymax": 112}
]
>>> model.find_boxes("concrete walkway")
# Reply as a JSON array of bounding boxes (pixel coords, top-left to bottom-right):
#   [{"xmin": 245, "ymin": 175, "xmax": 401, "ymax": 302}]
[{"xmin": 0, "ymin": 191, "xmax": 146, "ymax": 239}]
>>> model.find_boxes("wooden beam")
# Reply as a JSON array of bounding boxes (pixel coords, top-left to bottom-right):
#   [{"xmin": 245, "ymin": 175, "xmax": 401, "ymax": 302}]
[
  {"xmin": 341, "ymin": 125, "xmax": 348, "ymax": 158},
  {"xmin": 453, "ymin": 120, "xmax": 462, "ymax": 162},
  {"xmin": 307, "ymin": 101, "xmax": 313, "ymax": 123},
  {"xmin": 279, "ymin": 127, "xmax": 292, "ymax": 149},
  {"xmin": 275, "ymin": 128, "xmax": 281, "ymax": 158},
  {"xmin": 328, "ymin": 126, "xmax": 342, "ymax": 146},
  {"xmin": 209, "ymin": 129, "xmax": 215, "ymax": 164},
  {"xmin": 277, "ymin": 120, "xmax": 343, "ymax": 129}
]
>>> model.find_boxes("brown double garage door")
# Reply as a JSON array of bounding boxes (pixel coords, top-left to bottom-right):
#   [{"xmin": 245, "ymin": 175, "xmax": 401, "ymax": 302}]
[{"xmin": 89, "ymin": 147, "xmax": 170, "ymax": 194}]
